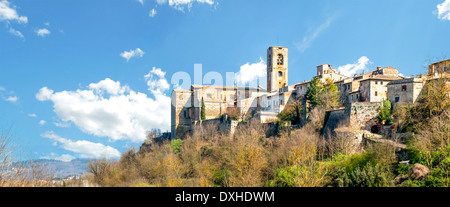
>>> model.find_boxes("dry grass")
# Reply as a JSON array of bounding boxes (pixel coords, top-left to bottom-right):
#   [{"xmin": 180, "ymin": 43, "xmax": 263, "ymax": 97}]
[
  {"xmin": 411, "ymin": 108, "xmax": 450, "ymax": 154},
  {"xmin": 87, "ymin": 120, "xmax": 332, "ymax": 187},
  {"xmin": 0, "ymin": 129, "xmax": 56, "ymax": 187}
]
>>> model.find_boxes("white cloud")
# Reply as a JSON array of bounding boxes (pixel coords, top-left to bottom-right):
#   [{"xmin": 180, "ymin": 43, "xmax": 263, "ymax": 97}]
[
  {"xmin": 120, "ymin": 48, "xmax": 145, "ymax": 62},
  {"xmin": 294, "ymin": 15, "xmax": 336, "ymax": 53},
  {"xmin": 156, "ymin": 0, "xmax": 215, "ymax": 12},
  {"xmin": 1, "ymin": 87, "xmax": 18, "ymax": 103},
  {"xmin": 5, "ymin": 95, "xmax": 17, "ymax": 102},
  {"xmin": 36, "ymin": 87, "xmax": 54, "ymax": 101},
  {"xmin": 36, "ymin": 28, "xmax": 51, "ymax": 37},
  {"xmin": 149, "ymin": 8, "xmax": 157, "ymax": 17},
  {"xmin": 36, "ymin": 71, "xmax": 171, "ymax": 142},
  {"xmin": 54, "ymin": 121, "xmax": 71, "ymax": 128},
  {"xmin": 41, "ymin": 153, "xmax": 76, "ymax": 162},
  {"xmin": 437, "ymin": 0, "xmax": 450, "ymax": 21},
  {"xmin": 41, "ymin": 131, "xmax": 121, "ymax": 159},
  {"xmin": 337, "ymin": 56, "xmax": 372, "ymax": 77},
  {"xmin": 0, "ymin": 0, "xmax": 28, "ymax": 24},
  {"xmin": 145, "ymin": 67, "xmax": 170, "ymax": 95},
  {"xmin": 235, "ymin": 57, "xmax": 267, "ymax": 87},
  {"xmin": 39, "ymin": 120, "xmax": 46, "ymax": 125},
  {"xmin": 28, "ymin": 113, "xmax": 37, "ymax": 117},
  {"xmin": 137, "ymin": 0, "xmax": 145, "ymax": 5},
  {"xmin": 8, "ymin": 27, "xmax": 24, "ymax": 39},
  {"xmin": 89, "ymin": 78, "xmax": 130, "ymax": 96}
]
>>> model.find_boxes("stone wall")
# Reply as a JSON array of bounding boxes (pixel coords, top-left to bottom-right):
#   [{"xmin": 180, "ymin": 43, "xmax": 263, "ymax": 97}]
[
  {"xmin": 346, "ymin": 102, "xmax": 382, "ymax": 132},
  {"xmin": 204, "ymin": 101, "xmax": 222, "ymax": 120},
  {"xmin": 322, "ymin": 108, "xmax": 349, "ymax": 134},
  {"xmin": 195, "ymin": 118, "xmax": 240, "ymax": 137},
  {"xmin": 171, "ymin": 89, "xmax": 193, "ymax": 139}
]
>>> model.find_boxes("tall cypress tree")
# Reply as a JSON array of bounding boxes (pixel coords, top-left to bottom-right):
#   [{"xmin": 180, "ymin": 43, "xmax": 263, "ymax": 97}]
[{"xmin": 201, "ymin": 97, "xmax": 206, "ymax": 120}]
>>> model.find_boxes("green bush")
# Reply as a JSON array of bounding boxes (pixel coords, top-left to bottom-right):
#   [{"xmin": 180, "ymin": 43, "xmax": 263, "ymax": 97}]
[
  {"xmin": 326, "ymin": 152, "xmax": 395, "ymax": 187},
  {"xmin": 378, "ymin": 100, "xmax": 393, "ymax": 124},
  {"xmin": 327, "ymin": 164, "xmax": 394, "ymax": 187},
  {"xmin": 271, "ymin": 165, "xmax": 303, "ymax": 187},
  {"xmin": 170, "ymin": 139, "xmax": 183, "ymax": 153},
  {"xmin": 400, "ymin": 179, "xmax": 425, "ymax": 187}
]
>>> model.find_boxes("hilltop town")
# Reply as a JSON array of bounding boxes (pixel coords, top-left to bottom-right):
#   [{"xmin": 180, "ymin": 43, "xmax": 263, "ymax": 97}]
[
  {"xmin": 171, "ymin": 46, "xmax": 450, "ymax": 140},
  {"xmin": 84, "ymin": 47, "xmax": 450, "ymax": 187}
]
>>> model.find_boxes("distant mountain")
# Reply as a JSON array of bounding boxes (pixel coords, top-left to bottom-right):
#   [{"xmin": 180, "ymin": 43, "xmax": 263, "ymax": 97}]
[{"xmin": 15, "ymin": 159, "xmax": 91, "ymax": 179}]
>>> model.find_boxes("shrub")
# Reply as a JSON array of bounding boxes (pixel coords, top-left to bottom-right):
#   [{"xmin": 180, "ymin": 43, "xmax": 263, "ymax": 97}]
[
  {"xmin": 325, "ymin": 149, "xmax": 396, "ymax": 187},
  {"xmin": 378, "ymin": 100, "xmax": 393, "ymax": 124},
  {"xmin": 278, "ymin": 100, "xmax": 303, "ymax": 125},
  {"xmin": 170, "ymin": 139, "xmax": 183, "ymax": 153},
  {"xmin": 327, "ymin": 163, "xmax": 394, "ymax": 187}
]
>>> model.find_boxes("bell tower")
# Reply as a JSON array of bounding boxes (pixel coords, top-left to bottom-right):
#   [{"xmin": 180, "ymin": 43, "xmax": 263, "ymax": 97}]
[{"xmin": 267, "ymin": 46, "xmax": 288, "ymax": 92}]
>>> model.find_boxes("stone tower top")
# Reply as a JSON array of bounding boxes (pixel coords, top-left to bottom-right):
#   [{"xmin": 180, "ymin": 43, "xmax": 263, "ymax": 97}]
[{"xmin": 267, "ymin": 46, "xmax": 288, "ymax": 92}]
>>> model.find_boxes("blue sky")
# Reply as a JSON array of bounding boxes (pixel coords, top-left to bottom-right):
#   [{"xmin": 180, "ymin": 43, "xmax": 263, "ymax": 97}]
[{"xmin": 0, "ymin": 0, "xmax": 449, "ymax": 161}]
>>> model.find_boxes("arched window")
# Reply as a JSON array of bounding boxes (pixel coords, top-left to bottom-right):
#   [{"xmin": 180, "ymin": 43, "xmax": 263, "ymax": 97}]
[
  {"xmin": 278, "ymin": 71, "xmax": 283, "ymax": 77},
  {"xmin": 277, "ymin": 54, "xmax": 284, "ymax": 65}
]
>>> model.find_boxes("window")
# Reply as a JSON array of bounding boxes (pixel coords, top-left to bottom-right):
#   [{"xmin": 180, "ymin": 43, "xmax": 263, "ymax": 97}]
[
  {"xmin": 395, "ymin": 97, "xmax": 400, "ymax": 103},
  {"xmin": 381, "ymin": 81, "xmax": 383, "ymax": 85},
  {"xmin": 207, "ymin": 94, "xmax": 212, "ymax": 99},
  {"xmin": 351, "ymin": 95, "xmax": 354, "ymax": 100},
  {"xmin": 375, "ymin": 91, "xmax": 378, "ymax": 96},
  {"xmin": 402, "ymin": 85, "xmax": 407, "ymax": 92},
  {"xmin": 356, "ymin": 94, "xmax": 359, "ymax": 99},
  {"xmin": 375, "ymin": 81, "xmax": 378, "ymax": 85},
  {"xmin": 278, "ymin": 71, "xmax": 283, "ymax": 77},
  {"xmin": 280, "ymin": 100, "xmax": 283, "ymax": 105},
  {"xmin": 277, "ymin": 54, "xmax": 284, "ymax": 65}
]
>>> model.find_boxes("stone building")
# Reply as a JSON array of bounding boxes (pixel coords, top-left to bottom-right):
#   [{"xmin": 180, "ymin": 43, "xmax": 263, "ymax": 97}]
[
  {"xmin": 387, "ymin": 76, "xmax": 426, "ymax": 105},
  {"xmin": 340, "ymin": 66, "xmax": 402, "ymax": 104},
  {"xmin": 316, "ymin": 64, "xmax": 348, "ymax": 83},
  {"xmin": 428, "ymin": 59, "xmax": 450, "ymax": 75},
  {"xmin": 293, "ymin": 64, "xmax": 348, "ymax": 99},
  {"xmin": 171, "ymin": 85, "xmax": 265, "ymax": 139}
]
